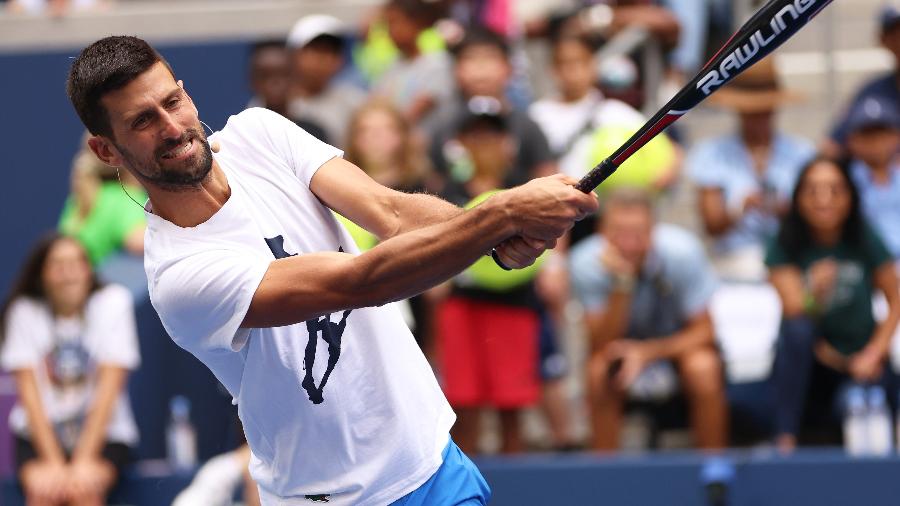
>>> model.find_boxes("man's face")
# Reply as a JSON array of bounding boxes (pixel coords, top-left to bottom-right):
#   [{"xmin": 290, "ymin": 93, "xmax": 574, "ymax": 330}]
[
  {"xmin": 93, "ymin": 62, "xmax": 212, "ymax": 190},
  {"xmin": 251, "ymin": 46, "xmax": 290, "ymax": 111},
  {"xmin": 553, "ymin": 40, "xmax": 595, "ymax": 98},
  {"xmin": 601, "ymin": 205, "xmax": 653, "ymax": 265},
  {"xmin": 455, "ymin": 45, "xmax": 511, "ymax": 99},
  {"xmin": 847, "ymin": 125, "xmax": 900, "ymax": 169},
  {"xmin": 292, "ymin": 40, "xmax": 343, "ymax": 92},
  {"xmin": 882, "ymin": 24, "xmax": 900, "ymax": 63},
  {"xmin": 458, "ymin": 124, "xmax": 514, "ymax": 182}
]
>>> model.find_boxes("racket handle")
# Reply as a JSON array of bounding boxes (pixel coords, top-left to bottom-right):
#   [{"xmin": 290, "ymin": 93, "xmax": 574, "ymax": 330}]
[{"xmin": 575, "ymin": 158, "xmax": 617, "ymax": 194}]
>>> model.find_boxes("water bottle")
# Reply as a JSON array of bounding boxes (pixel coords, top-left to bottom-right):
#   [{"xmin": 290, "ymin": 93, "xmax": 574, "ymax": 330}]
[
  {"xmin": 843, "ymin": 385, "xmax": 868, "ymax": 456},
  {"xmin": 166, "ymin": 395, "xmax": 197, "ymax": 472},
  {"xmin": 867, "ymin": 386, "xmax": 893, "ymax": 456}
]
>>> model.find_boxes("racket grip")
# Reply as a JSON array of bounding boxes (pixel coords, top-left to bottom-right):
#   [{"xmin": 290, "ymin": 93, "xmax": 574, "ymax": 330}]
[{"xmin": 575, "ymin": 158, "xmax": 617, "ymax": 194}]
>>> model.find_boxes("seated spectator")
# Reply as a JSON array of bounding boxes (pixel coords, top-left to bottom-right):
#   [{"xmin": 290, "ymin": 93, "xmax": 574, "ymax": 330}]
[
  {"xmin": 372, "ymin": 0, "xmax": 455, "ymax": 129},
  {"xmin": 825, "ymin": 6, "xmax": 900, "ymax": 157},
  {"xmin": 285, "ymin": 14, "xmax": 366, "ymax": 148},
  {"xmin": 845, "ymin": 96, "xmax": 900, "ymax": 258},
  {"xmin": 545, "ymin": 34, "xmax": 679, "ymax": 195},
  {"xmin": 59, "ymin": 137, "xmax": 149, "ymax": 302},
  {"xmin": 246, "ymin": 40, "xmax": 291, "ymax": 117},
  {"xmin": 687, "ymin": 56, "xmax": 815, "ymax": 281},
  {"xmin": 766, "ymin": 157, "xmax": 900, "ymax": 452},
  {"xmin": 430, "ymin": 27, "xmax": 556, "ymax": 190},
  {"xmin": 0, "ymin": 233, "xmax": 140, "ymax": 506},
  {"xmin": 345, "ymin": 100, "xmax": 435, "ymax": 193},
  {"xmin": 570, "ymin": 188, "xmax": 727, "ymax": 451},
  {"xmin": 247, "ymin": 38, "xmax": 330, "ymax": 143},
  {"xmin": 436, "ymin": 102, "xmax": 541, "ymax": 454}
]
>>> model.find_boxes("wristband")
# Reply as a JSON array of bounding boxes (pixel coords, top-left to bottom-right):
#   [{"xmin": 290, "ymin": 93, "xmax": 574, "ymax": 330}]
[{"xmin": 491, "ymin": 249, "xmax": 512, "ymax": 271}]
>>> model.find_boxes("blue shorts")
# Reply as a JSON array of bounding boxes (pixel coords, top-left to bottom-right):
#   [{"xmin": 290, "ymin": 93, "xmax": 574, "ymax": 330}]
[{"xmin": 390, "ymin": 438, "xmax": 491, "ymax": 506}]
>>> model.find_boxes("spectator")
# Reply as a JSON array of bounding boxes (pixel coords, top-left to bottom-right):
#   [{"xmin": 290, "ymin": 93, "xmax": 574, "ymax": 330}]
[
  {"xmin": 0, "ymin": 233, "xmax": 140, "ymax": 506},
  {"xmin": 846, "ymin": 96, "xmax": 900, "ymax": 258},
  {"xmin": 687, "ymin": 56, "xmax": 815, "ymax": 282},
  {"xmin": 373, "ymin": 0, "xmax": 455, "ymax": 129},
  {"xmin": 825, "ymin": 5, "xmax": 900, "ymax": 157},
  {"xmin": 345, "ymin": 100, "xmax": 435, "ymax": 193},
  {"xmin": 247, "ymin": 38, "xmax": 330, "ymax": 143},
  {"xmin": 766, "ymin": 157, "xmax": 900, "ymax": 452},
  {"xmin": 247, "ymin": 40, "xmax": 291, "ymax": 117},
  {"xmin": 285, "ymin": 14, "xmax": 366, "ymax": 148},
  {"xmin": 430, "ymin": 27, "xmax": 556, "ymax": 190},
  {"xmin": 570, "ymin": 188, "xmax": 727, "ymax": 451},
  {"xmin": 436, "ymin": 102, "xmax": 541, "ymax": 454},
  {"xmin": 545, "ymin": 34, "xmax": 679, "ymax": 195}
]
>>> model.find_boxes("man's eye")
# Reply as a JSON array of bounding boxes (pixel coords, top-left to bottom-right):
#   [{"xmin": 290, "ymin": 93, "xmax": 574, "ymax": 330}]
[
  {"xmin": 133, "ymin": 116, "xmax": 149, "ymax": 129},
  {"xmin": 166, "ymin": 98, "xmax": 181, "ymax": 109}
]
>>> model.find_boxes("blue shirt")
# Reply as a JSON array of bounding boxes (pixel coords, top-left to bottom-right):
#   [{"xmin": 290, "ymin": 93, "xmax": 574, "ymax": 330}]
[
  {"xmin": 831, "ymin": 73, "xmax": 900, "ymax": 146},
  {"xmin": 569, "ymin": 224, "xmax": 718, "ymax": 340},
  {"xmin": 686, "ymin": 133, "xmax": 815, "ymax": 255},
  {"xmin": 850, "ymin": 158, "xmax": 900, "ymax": 258}
]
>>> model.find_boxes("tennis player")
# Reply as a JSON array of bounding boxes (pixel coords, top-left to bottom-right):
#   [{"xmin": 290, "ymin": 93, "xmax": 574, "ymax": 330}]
[{"xmin": 65, "ymin": 36, "xmax": 597, "ymax": 505}]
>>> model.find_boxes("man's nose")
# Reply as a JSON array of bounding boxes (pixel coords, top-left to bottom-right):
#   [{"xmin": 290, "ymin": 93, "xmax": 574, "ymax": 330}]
[{"xmin": 159, "ymin": 111, "xmax": 182, "ymax": 139}]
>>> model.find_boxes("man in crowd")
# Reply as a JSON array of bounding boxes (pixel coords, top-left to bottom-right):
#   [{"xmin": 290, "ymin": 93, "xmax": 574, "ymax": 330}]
[{"xmin": 569, "ymin": 188, "xmax": 728, "ymax": 450}]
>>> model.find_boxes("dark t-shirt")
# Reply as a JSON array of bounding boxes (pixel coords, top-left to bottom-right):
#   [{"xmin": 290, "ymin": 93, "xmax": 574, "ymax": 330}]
[
  {"xmin": 428, "ymin": 101, "xmax": 555, "ymax": 189},
  {"xmin": 765, "ymin": 226, "xmax": 892, "ymax": 354},
  {"xmin": 830, "ymin": 72, "xmax": 900, "ymax": 146}
]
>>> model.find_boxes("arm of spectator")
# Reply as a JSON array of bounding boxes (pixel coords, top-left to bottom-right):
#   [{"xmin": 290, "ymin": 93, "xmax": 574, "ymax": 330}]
[
  {"xmin": 849, "ymin": 262, "xmax": 900, "ymax": 381},
  {"xmin": 71, "ymin": 365, "xmax": 128, "ymax": 462},
  {"xmin": 636, "ymin": 311, "xmax": 715, "ymax": 361},
  {"xmin": 769, "ymin": 265, "xmax": 807, "ymax": 317},
  {"xmin": 611, "ymin": 5, "xmax": 681, "ymax": 48},
  {"xmin": 13, "ymin": 369, "xmax": 66, "ymax": 463},
  {"xmin": 123, "ymin": 224, "xmax": 145, "ymax": 255}
]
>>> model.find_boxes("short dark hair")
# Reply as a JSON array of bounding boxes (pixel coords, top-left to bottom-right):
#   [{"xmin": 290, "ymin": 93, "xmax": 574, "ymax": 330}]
[
  {"xmin": 66, "ymin": 35, "xmax": 174, "ymax": 137},
  {"xmin": 450, "ymin": 26, "xmax": 510, "ymax": 60},
  {"xmin": 386, "ymin": 0, "xmax": 447, "ymax": 26}
]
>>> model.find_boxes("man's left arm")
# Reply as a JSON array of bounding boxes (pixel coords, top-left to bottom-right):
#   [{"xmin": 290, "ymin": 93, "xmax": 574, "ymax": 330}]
[{"xmin": 310, "ymin": 157, "xmax": 551, "ymax": 268}]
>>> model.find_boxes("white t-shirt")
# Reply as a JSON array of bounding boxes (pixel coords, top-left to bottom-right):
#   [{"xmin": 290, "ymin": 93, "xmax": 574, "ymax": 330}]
[
  {"xmin": 144, "ymin": 108, "xmax": 455, "ymax": 505},
  {"xmin": 529, "ymin": 89, "xmax": 605, "ymax": 155},
  {"xmin": 0, "ymin": 284, "xmax": 140, "ymax": 448}
]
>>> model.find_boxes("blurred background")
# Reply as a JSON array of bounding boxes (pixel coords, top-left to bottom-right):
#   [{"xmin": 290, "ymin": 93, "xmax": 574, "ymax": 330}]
[{"xmin": 1, "ymin": 0, "xmax": 899, "ymax": 505}]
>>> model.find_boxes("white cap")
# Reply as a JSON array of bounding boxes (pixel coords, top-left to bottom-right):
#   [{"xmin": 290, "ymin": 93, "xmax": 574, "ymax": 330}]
[{"xmin": 286, "ymin": 14, "xmax": 346, "ymax": 49}]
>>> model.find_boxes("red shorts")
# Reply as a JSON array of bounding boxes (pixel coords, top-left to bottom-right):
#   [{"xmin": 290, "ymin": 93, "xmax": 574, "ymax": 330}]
[{"xmin": 437, "ymin": 297, "xmax": 540, "ymax": 408}]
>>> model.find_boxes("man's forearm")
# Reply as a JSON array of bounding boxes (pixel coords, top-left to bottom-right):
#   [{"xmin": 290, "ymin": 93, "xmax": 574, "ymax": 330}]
[
  {"xmin": 389, "ymin": 192, "xmax": 465, "ymax": 239},
  {"xmin": 643, "ymin": 313, "xmax": 714, "ymax": 360}
]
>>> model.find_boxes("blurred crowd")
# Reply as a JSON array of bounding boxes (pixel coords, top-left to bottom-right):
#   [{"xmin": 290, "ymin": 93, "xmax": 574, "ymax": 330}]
[{"xmin": 2, "ymin": 0, "xmax": 900, "ymax": 504}]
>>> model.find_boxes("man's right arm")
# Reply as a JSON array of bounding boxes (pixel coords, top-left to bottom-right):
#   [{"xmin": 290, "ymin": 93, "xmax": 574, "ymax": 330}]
[{"xmin": 242, "ymin": 175, "xmax": 597, "ymax": 328}]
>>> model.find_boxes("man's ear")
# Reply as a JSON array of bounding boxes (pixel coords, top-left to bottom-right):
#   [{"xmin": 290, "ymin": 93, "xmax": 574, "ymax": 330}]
[{"xmin": 87, "ymin": 136, "xmax": 124, "ymax": 168}]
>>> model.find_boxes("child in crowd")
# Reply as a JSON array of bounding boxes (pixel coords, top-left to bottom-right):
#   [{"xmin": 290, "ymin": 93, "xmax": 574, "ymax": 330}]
[{"xmin": 1, "ymin": 233, "xmax": 140, "ymax": 506}]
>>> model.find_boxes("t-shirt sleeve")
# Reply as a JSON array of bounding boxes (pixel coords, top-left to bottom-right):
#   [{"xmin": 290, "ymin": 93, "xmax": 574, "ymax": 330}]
[
  {"xmin": 569, "ymin": 239, "xmax": 613, "ymax": 312},
  {"xmin": 0, "ymin": 299, "xmax": 42, "ymax": 370},
  {"xmin": 246, "ymin": 108, "xmax": 344, "ymax": 187},
  {"xmin": 665, "ymin": 230, "xmax": 718, "ymax": 317},
  {"xmin": 88, "ymin": 285, "xmax": 141, "ymax": 369},
  {"xmin": 151, "ymin": 250, "xmax": 269, "ymax": 353},
  {"xmin": 521, "ymin": 118, "xmax": 555, "ymax": 170}
]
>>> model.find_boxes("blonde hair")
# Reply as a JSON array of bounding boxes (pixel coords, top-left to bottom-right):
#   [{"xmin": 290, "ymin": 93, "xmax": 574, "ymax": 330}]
[{"xmin": 345, "ymin": 100, "xmax": 430, "ymax": 189}]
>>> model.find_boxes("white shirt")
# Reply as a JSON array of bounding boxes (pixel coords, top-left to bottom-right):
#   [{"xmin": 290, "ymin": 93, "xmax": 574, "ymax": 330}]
[
  {"xmin": 0, "ymin": 284, "xmax": 140, "ymax": 447},
  {"xmin": 529, "ymin": 89, "xmax": 605, "ymax": 156},
  {"xmin": 144, "ymin": 108, "xmax": 455, "ymax": 505}
]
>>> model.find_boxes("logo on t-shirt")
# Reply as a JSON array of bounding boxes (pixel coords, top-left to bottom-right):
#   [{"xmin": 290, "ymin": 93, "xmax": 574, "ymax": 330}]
[{"xmin": 265, "ymin": 235, "xmax": 352, "ymax": 405}]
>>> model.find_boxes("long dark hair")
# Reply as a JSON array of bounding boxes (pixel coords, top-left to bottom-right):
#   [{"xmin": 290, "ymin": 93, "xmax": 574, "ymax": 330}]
[
  {"xmin": 776, "ymin": 156, "xmax": 865, "ymax": 262},
  {"xmin": 0, "ymin": 233, "xmax": 102, "ymax": 343}
]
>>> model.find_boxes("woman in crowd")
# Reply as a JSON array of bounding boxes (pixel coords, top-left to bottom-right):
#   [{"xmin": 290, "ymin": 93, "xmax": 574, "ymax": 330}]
[
  {"xmin": 1, "ymin": 233, "xmax": 140, "ymax": 506},
  {"xmin": 766, "ymin": 158, "xmax": 900, "ymax": 452}
]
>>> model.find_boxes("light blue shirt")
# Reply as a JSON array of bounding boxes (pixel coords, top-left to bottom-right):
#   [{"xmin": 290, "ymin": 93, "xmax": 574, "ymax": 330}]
[
  {"xmin": 687, "ymin": 133, "xmax": 815, "ymax": 255},
  {"xmin": 569, "ymin": 224, "xmax": 718, "ymax": 340},
  {"xmin": 850, "ymin": 159, "xmax": 900, "ymax": 258}
]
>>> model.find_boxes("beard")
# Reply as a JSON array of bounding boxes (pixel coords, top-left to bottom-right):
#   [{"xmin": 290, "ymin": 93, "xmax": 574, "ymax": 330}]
[{"xmin": 116, "ymin": 127, "xmax": 214, "ymax": 191}]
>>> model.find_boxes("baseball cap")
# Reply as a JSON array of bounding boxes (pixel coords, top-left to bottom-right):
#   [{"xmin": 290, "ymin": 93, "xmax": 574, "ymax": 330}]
[
  {"xmin": 456, "ymin": 96, "xmax": 508, "ymax": 133},
  {"xmin": 881, "ymin": 4, "xmax": 900, "ymax": 34},
  {"xmin": 287, "ymin": 14, "xmax": 346, "ymax": 49},
  {"xmin": 846, "ymin": 96, "xmax": 900, "ymax": 133}
]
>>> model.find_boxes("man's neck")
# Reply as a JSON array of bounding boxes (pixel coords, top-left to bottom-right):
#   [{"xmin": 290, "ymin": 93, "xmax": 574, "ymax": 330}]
[{"xmin": 145, "ymin": 161, "xmax": 231, "ymax": 228}]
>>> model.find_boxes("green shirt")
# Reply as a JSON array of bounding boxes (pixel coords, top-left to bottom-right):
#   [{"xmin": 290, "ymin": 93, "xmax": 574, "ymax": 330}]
[
  {"xmin": 59, "ymin": 182, "xmax": 147, "ymax": 266},
  {"xmin": 765, "ymin": 226, "xmax": 892, "ymax": 354}
]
